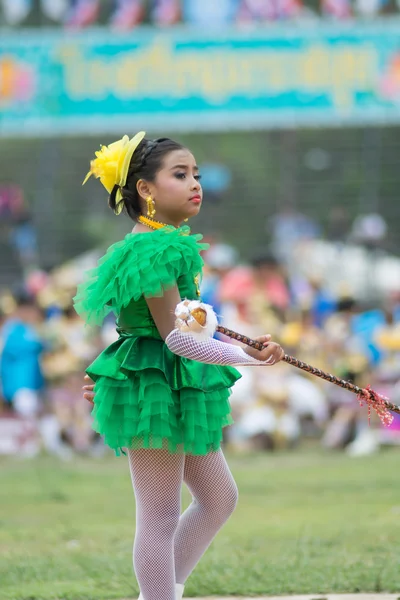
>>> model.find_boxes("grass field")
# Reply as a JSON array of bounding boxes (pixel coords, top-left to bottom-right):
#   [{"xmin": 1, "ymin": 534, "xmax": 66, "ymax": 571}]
[{"xmin": 1, "ymin": 447, "xmax": 400, "ymax": 600}]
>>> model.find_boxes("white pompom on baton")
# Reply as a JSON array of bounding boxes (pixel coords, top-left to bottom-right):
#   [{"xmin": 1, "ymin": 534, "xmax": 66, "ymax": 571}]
[
  {"xmin": 174, "ymin": 299, "xmax": 399, "ymax": 427},
  {"xmin": 174, "ymin": 299, "xmax": 218, "ymax": 340}
]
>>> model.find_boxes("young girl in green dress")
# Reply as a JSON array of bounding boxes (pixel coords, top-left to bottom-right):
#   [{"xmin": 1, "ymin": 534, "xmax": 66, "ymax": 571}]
[{"xmin": 74, "ymin": 132, "xmax": 284, "ymax": 600}]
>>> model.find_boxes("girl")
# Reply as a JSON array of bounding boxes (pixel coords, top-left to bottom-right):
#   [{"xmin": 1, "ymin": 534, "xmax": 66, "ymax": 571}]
[{"xmin": 74, "ymin": 131, "xmax": 284, "ymax": 600}]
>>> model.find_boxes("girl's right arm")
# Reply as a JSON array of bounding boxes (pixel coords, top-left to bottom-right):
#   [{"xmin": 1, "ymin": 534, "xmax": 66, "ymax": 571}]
[{"xmin": 145, "ymin": 285, "xmax": 284, "ymax": 366}]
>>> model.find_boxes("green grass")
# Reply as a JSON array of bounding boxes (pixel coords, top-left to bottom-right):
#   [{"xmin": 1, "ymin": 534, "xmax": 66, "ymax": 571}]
[{"xmin": 2, "ymin": 447, "xmax": 400, "ymax": 600}]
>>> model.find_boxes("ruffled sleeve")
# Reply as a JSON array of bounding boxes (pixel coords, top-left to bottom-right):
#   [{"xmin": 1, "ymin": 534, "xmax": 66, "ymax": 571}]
[{"xmin": 73, "ymin": 225, "xmax": 209, "ymax": 326}]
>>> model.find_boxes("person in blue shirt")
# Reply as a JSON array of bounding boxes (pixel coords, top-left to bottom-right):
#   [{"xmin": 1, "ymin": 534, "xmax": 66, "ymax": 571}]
[{"xmin": 0, "ymin": 292, "xmax": 45, "ymax": 416}]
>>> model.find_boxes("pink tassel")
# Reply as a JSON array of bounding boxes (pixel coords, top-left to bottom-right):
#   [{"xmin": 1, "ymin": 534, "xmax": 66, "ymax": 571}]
[{"xmin": 357, "ymin": 385, "xmax": 394, "ymax": 427}]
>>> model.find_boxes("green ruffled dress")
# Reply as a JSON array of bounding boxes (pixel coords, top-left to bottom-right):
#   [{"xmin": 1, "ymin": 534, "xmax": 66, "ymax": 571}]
[{"xmin": 73, "ymin": 225, "xmax": 242, "ymax": 456}]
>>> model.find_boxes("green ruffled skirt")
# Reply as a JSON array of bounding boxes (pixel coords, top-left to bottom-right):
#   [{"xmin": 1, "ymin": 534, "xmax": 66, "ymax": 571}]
[{"xmin": 87, "ymin": 332, "xmax": 242, "ymax": 456}]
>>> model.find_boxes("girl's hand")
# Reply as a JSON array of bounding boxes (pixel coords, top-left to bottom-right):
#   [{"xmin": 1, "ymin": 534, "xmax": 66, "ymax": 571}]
[
  {"xmin": 83, "ymin": 374, "xmax": 95, "ymax": 404},
  {"xmin": 243, "ymin": 334, "xmax": 285, "ymax": 365}
]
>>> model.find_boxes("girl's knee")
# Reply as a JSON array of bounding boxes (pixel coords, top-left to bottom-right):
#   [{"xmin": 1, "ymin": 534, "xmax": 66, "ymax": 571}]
[
  {"xmin": 224, "ymin": 479, "xmax": 239, "ymax": 514},
  {"xmin": 141, "ymin": 512, "xmax": 180, "ymax": 539},
  {"xmin": 138, "ymin": 500, "xmax": 181, "ymax": 536},
  {"xmin": 203, "ymin": 479, "xmax": 239, "ymax": 521}
]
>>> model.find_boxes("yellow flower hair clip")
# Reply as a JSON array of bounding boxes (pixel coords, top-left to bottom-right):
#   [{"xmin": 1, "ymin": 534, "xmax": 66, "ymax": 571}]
[{"xmin": 83, "ymin": 131, "xmax": 146, "ymax": 214}]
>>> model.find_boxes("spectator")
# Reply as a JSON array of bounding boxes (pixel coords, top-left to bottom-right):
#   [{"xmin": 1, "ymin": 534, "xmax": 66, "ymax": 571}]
[
  {"xmin": 327, "ymin": 205, "xmax": 351, "ymax": 243},
  {"xmin": 350, "ymin": 212, "xmax": 388, "ymax": 250},
  {"xmin": 250, "ymin": 252, "xmax": 291, "ymax": 313},
  {"xmin": 0, "ymin": 291, "xmax": 45, "ymax": 418},
  {"xmin": 9, "ymin": 211, "xmax": 39, "ymax": 275},
  {"xmin": 201, "ymin": 243, "xmax": 238, "ymax": 315},
  {"xmin": 268, "ymin": 203, "xmax": 321, "ymax": 264},
  {"xmin": 308, "ymin": 276, "xmax": 337, "ymax": 327},
  {"xmin": 219, "ymin": 252, "xmax": 290, "ymax": 312}
]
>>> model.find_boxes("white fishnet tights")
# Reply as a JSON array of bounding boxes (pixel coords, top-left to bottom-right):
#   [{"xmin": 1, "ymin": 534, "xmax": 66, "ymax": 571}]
[{"xmin": 128, "ymin": 448, "xmax": 238, "ymax": 600}]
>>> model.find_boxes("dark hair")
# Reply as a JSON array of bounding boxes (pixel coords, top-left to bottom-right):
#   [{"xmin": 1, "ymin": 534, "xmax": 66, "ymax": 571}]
[
  {"xmin": 337, "ymin": 297, "xmax": 356, "ymax": 312},
  {"xmin": 250, "ymin": 251, "xmax": 279, "ymax": 268},
  {"xmin": 12, "ymin": 286, "xmax": 35, "ymax": 307},
  {"xmin": 109, "ymin": 137, "xmax": 185, "ymax": 220}
]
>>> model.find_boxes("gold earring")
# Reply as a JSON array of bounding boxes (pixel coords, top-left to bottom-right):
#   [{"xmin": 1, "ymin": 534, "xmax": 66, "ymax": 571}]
[
  {"xmin": 146, "ymin": 196, "xmax": 156, "ymax": 218},
  {"xmin": 184, "ymin": 218, "xmax": 189, "ymax": 222}
]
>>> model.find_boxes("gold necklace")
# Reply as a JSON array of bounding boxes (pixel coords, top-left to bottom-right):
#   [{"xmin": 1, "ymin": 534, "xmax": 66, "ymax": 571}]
[
  {"xmin": 138, "ymin": 215, "xmax": 169, "ymax": 230},
  {"xmin": 138, "ymin": 215, "xmax": 189, "ymax": 231}
]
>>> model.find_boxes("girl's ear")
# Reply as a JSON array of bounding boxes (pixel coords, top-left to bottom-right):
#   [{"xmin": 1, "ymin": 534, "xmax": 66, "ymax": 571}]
[{"xmin": 136, "ymin": 179, "xmax": 152, "ymax": 201}]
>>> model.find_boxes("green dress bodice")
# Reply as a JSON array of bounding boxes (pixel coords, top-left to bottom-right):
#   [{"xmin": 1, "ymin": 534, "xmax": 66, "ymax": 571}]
[{"xmin": 117, "ymin": 269, "xmax": 200, "ymax": 340}]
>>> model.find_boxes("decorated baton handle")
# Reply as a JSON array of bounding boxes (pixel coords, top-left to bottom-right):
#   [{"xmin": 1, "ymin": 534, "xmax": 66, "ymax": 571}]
[{"xmin": 216, "ymin": 324, "xmax": 400, "ymax": 418}]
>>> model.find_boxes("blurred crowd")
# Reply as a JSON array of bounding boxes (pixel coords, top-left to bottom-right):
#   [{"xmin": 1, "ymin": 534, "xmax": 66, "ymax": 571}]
[
  {"xmin": 200, "ymin": 238, "xmax": 400, "ymax": 456},
  {"xmin": 1, "ymin": 211, "xmax": 400, "ymax": 459},
  {"xmin": 0, "ymin": 0, "xmax": 398, "ymax": 29}
]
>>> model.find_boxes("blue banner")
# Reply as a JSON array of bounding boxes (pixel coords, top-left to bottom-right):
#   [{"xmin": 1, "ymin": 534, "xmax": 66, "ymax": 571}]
[{"xmin": 1, "ymin": 23, "xmax": 400, "ymax": 136}]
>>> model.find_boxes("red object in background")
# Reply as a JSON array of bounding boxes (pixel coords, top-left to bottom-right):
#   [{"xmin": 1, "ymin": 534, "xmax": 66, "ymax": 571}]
[
  {"xmin": 276, "ymin": 0, "xmax": 303, "ymax": 17},
  {"xmin": 152, "ymin": 0, "xmax": 181, "ymax": 25},
  {"xmin": 236, "ymin": 0, "xmax": 302, "ymax": 21},
  {"xmin": 321, "ymin": 0, "xmax": 352, "ymax": 18},
  {"xmin": 0, "ymin": 184, "xmax": 25, "ymax": 217},
  {"xmin": 64, "ymin": 0, "xmax": 100, "ymax": 28},
  {"xmin": 219, "ymin": 266, "xmax": 290, "ymax": 311},
  {"xmin": 26, "ymin": 270, "xmax": 49, "ymax": 296},
  {"xmin": 379, "ymin": 55, "xmax": 400, "ymax": 102},
  {"xmin": 110, "ymin": 0, "xmax": 145, "ymax": 29}
]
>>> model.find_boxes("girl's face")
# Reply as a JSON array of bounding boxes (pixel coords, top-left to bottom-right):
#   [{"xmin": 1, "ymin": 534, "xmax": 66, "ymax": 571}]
[{"xmin": 143, "ymin": 149, "xmax": 203, "ymax": 224}]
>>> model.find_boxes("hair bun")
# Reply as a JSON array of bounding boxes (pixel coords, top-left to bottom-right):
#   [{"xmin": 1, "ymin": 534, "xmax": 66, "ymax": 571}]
[{"xmin": 140, "ymin": 140, "xmax": 158, "ymax": 167}]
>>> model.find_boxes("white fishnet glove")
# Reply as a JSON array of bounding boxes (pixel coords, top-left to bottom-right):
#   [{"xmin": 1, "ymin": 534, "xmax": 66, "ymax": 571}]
[{"xmin": 165, "ymin": 328, "xmax": 274, "ymax": 366}]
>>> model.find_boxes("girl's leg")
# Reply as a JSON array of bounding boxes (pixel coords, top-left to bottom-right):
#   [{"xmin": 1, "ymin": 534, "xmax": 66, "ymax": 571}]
[
  {"xmin": 174, "ymin": 449, "xmax": 238, "ymax": 584},
  {"xmin": 128, "ymin": 448, "xmax": 184, "ymax": 600}
]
